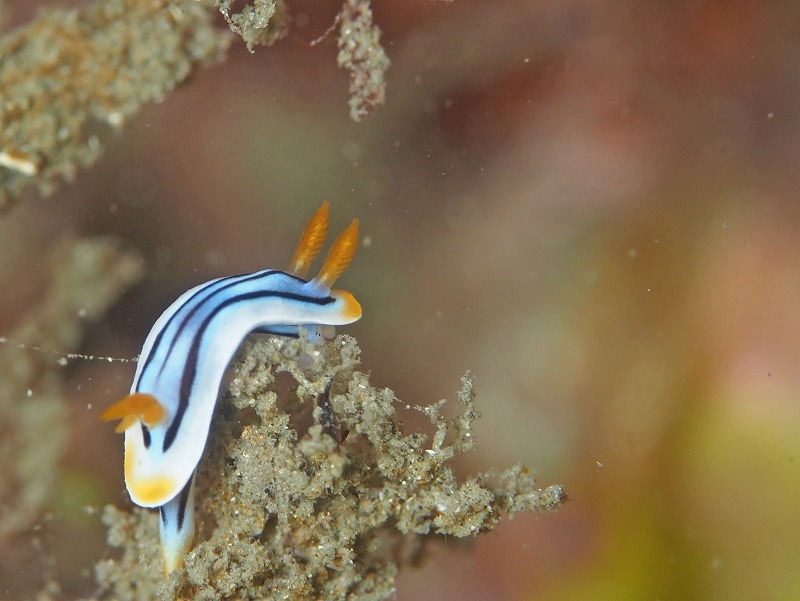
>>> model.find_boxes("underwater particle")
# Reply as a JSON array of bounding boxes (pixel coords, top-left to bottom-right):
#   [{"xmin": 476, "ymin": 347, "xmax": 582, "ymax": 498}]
[
  {"xmin": 0, "ymin": 149, "xmax": 39, "ymax": 176},
  {"xmin": 0, "ymin": 236, "xmax": 143, "ymax": 541}
]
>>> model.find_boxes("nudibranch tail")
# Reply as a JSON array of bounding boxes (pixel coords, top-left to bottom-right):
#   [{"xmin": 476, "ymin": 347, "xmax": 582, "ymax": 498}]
[
  {"xmin": 331, "ymin": 289, "xmax": 362, "ymax": 322},
  {"xmin": 101, "ymin": 393, "xmax": 166, "ymax": 433},
  {"xmin": 287, "ymin": 201, "xmax": 330, "ymax": 278},
  {"xmin": 313, "ymin": 218, "xmax": 360, "ymax": 290}
]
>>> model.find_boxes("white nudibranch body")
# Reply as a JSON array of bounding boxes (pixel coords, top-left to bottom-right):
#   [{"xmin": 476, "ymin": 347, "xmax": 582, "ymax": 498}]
[{"xmin": 102, "ymin": 203, "xmax": 361, "ymax": 574}]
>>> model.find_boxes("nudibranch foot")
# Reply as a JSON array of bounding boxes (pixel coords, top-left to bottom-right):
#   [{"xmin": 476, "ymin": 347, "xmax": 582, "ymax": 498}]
[
  {"xmin": 159, "ymin": 473, "xmax": 196, "ymax": 575},
  {"xmin": 101, "ymin": 393, "xmax": 166, "ymax": 433}
]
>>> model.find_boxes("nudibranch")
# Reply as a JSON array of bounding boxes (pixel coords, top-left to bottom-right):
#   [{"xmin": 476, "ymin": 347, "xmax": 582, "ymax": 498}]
[{"xmin": 101, "ymin": 202, "xmax": 361, "ymax": 575}]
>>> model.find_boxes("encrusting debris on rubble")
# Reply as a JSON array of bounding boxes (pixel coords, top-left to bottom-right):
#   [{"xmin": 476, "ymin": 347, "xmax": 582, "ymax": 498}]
[{"xmin": 95, "ymin": 334, "xmax": 565, "ymax": 600}]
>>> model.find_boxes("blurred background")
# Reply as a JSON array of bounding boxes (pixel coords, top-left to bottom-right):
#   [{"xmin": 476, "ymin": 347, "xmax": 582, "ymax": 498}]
[{"xmin": 2, "ymin": 0, "xmax": 800, "ymax": 599}]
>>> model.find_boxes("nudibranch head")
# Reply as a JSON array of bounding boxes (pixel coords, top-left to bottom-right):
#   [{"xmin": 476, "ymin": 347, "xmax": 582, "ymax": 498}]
[
  {"xmin": 102, "ymin": 393, "xmax": 181, "ymax": 506},
  {"xmin": 124, "ymin": 440, "xmax": 178, "ymax": 507}
]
